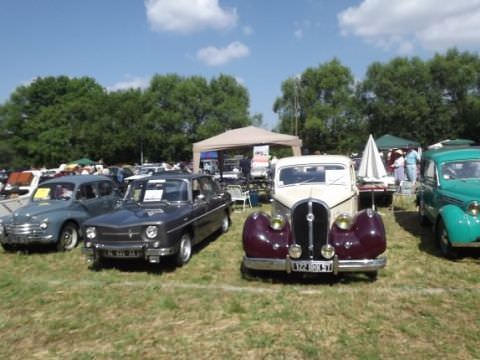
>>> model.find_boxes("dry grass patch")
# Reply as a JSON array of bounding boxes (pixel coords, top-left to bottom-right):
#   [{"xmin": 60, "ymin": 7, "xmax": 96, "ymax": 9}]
[{"xmin": 0, "ymin": 201, "xmax": 479, "ymax": 359}]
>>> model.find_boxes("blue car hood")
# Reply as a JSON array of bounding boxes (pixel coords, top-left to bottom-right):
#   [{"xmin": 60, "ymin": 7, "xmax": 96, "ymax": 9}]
[{"xmin": 14, "ymin": 201, "xmax": 70, "ymax": 217}]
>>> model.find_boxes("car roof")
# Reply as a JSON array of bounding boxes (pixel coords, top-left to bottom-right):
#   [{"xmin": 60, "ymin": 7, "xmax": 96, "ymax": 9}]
[
  {"xmin": 275, "ymin": 155, "xmax": 353, "ymax": 168},
  {"xmin": 40, "ymin": 175, "xmax": 113, "ymax": 185},
  {"xmin": 422, "ymin": 146, "xmax": 480, "ymax": 163},
  {"xmin": 140, "ymin": 172, "xmax": 207, "ymax": 181}
]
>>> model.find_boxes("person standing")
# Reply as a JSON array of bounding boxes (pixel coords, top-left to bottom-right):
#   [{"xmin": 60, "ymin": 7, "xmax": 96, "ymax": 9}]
[
  {"xmin": 393, "ymin": 149, "xmax": 405, "ymax": 185},
  {"xmin": 405, "ymin": 147, "xmax": 420, "ymax": 184}
]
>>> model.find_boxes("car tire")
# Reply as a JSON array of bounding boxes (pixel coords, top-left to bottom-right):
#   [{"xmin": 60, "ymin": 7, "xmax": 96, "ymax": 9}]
[
  {"xmin": 57, "ymin": 222, "xmax": 79, "ymax": 251},
  {"xmin": 418, "ymin": 200, "xmax": 431, "ymax": 226},
  {"xmin": 1, "ymin": 243, "xmax": 16, "ymax": 253},
  {"xmin": 176, "ymin": 233, "xmax": 192, "ymax": 266},
  {"xmin": 366, "ymin": 271, "xmax": 378, "ymax": 281},
  {"xmin": 221, "ymin": 212, "xmax": 230, "ymax": 233},
  {"xmin": 240, "ymin": 261, "xmax": 259, "ymax": 281},
  {"xmin": 436, "ymin": 220, "xmax": 457, "ymax": 259}
]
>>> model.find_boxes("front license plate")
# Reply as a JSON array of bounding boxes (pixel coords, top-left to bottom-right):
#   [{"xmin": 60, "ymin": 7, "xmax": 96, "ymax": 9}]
[
  {"xmin": 291, "ymin": 260, "xmax": 333, "ymax": 273},
  {"xmin": 104, "ymin": 249, "xmax": 141, "ymax": 258}
]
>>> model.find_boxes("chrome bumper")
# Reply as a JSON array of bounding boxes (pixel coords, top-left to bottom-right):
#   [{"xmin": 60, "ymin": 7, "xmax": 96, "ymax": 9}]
[
  {"xmin": 1, "ymin": 234, "xmax": 55, "ymax": 244},
  {"xmin": 83, "ymin": 243, "xmax": 177, "ymax": 262},
  {"xmin": 242, "ymin": 255, "xmax": 386, "ymax": 274}
]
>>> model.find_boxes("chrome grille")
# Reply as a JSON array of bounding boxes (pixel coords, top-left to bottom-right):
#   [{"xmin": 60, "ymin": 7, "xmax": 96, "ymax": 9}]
[
  {"xmin": 95, "ymin": 226, "xmax": 143, "ymax": 242},
  {"xmin": 291, "ymin": 200, "xmax": 329, "ymax": 260},
  {"xmin": 6, "ymin": 223, "xmax": 43, "ymax": 236}
]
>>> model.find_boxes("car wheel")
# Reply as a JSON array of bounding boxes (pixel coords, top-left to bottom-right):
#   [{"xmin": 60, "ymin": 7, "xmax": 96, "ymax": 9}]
[
  {"xmin": 436, "ymin": 220, "xmax": 457, "ymax": 259},
  {"xmin": 418, "ymin": 200, "xmax": 431, "ymax": 226},
  {"xmin": 221, "ymin": 212, "xmax": 230, "ymax": 233},
  {"xmin": 366, "ymin": 271, "xmax": 378, "ymax": 281},
  {"xmin": 240, "ymin": 261, "xmax": 259, "ymax": 281},
  {"xmin": 1, "ymin": 243, "xmax": 16, "ymax": 253},
  {"xmin": 176, "ymin": 233, "xmax": 192, "ymax": 266},
  {"xmin": 57, "ymin": 222, "xmax": 79, "ymax": 251}
]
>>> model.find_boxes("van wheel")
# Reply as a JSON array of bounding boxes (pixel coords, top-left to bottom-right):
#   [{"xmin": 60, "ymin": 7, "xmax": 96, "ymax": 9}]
[
  {"xmin": 436, "ymin": 220, "xmax": 457, "ymax": 259},
  {"xmin": 418, "ymin": 200, "xmax": 431, "ymax": 226},
  {"xmin": 57, "ymin": 222, "xmax": 79, "ymax": 251},
  {"xmin": 176, "ymin": 233, "xmax": 192, "ymax": 266}
]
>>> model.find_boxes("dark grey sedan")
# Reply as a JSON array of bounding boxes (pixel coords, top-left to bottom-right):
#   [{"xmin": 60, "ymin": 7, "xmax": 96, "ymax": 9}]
[{"xmin": 82, "ymin": 173, "xmax": 232, "ymax": 269}]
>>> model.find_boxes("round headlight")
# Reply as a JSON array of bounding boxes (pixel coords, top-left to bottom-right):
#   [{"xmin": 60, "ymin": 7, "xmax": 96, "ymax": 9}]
[
  {"xmin": 145, "ymin": 225, "xmax": 158, "ymax": 239},
  {"xmin": 288, "ymin": 244, "xmax": 302, "ymax": 259},
  {"xmin": 270, "ymin": 215, "xmax": 286, "ymax": 231},
  {"xmin": 40, "ymin": 221, "xmax": 48, "ymax": 230},
  {"xmin": 467, "ymin": 201, "xmax": 480, "ymax": 217},
  {"xmin": 85, "ymin": 241, "xmax": 92, "ymax": 248},
  {"xmin": 335, "ymin": 213, "xmax": 353, "ymax": 230},
  {"xmin": 86, "ymin": 226, "xmax": 97, "ymax": 240},
  {"xmin": 321, "ymin": 244, "xmax": 335, "ymax": 259}
]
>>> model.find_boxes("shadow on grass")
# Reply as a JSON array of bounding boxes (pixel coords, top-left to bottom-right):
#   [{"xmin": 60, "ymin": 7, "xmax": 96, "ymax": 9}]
[
  {"xmin": 394, "ymin": 210, "xmax": 480, "ymax": 260},
  {"xmin": 1, "ymin": 242, "xmax": 59, "ymax": 255},
  {"xmin": 241, "ymin": 267, "xmax": 379, "ymax": 286},
  {"xmin": 94, "ymin": 228, "xmax": 224, "ymax": 275}
]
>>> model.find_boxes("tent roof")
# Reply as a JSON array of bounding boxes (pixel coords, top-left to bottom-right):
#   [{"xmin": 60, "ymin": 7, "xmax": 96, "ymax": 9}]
[
  {"xmin": 68, "ymin": 158, "xmax": 95, "ymax": 166},
  {"xmin": 192, "ymin": 126, "xmax": 302, "ymax": 173},
  {"xmin": 193, "ymin": 126, "xmax": 302, "ymax": 152},
  {"xmin": 375, "ymin": 134, "xmax": 420, "ymax": 150}
]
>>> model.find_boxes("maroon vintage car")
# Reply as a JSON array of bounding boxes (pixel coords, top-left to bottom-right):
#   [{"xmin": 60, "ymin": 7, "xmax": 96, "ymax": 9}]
[{"xmin": 241, "ymin": 155, "xmax": 387, "ymax": 280}]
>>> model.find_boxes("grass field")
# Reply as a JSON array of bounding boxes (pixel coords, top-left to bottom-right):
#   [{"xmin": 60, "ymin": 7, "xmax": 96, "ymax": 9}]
[{"xmin": 1, "ymin": 197, "xmax": 479, "ymax": 359}]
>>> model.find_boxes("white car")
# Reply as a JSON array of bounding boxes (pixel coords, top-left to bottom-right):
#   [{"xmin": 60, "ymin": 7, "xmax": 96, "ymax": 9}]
[{"xmin": 241, "ymin": 155, "xmax": 387, "ymax": 280}]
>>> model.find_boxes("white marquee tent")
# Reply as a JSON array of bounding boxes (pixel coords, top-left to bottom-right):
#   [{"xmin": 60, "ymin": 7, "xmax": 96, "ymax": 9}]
[{"xmin": 192, "ymin": 126, "xmax": 302, "ymax": 173}]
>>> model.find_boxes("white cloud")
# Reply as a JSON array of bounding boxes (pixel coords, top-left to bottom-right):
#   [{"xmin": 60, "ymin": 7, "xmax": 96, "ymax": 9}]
[
  {"xmin": 107, "ymin": 75, "xmax": 149, "ymax": 92},
  {"xmin": 196, "ymin": 41, "xmax": 250, "ymax": 66},
  {"xmin": 234, "ymin": 76, "xmax": 245, "ymax": 85},
  {"xmin": 145, "ymin": 0, "xmax": 237, "ymax": 34},
  {"xmin": 338, "ymin": 0, "xmax": 480, "ymax": 52},
  {"xmin": 243, "ymin": 25, "xmax": 254, "ymax": 36},
  {"xmin": 294, "ymin": 29, "xmax": 303, "ymax": 40}
]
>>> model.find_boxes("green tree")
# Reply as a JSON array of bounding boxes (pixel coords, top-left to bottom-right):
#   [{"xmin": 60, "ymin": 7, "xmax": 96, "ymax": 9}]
[{"xmin": 274, "ymin": 59, "xmax": 366, "ymax": 154}]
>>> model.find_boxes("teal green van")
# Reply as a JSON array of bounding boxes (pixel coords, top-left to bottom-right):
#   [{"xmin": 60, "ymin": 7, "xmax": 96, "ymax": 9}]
[{"xmin": 418, "ymin": 147, "xmax": 480, "ymax": 258}]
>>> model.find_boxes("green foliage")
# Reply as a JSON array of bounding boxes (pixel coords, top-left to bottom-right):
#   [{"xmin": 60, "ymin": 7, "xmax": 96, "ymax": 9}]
[
  {"xmin": 274, "ymin": 59, "xmax": 367, "ymax": 155},
  {"xmin": 3, "ymin": 48, "xmax": 480, "ymax": 169},
  {"xmin": 0, "ymin": 74, "xmax": 251, "ymax": 168}
]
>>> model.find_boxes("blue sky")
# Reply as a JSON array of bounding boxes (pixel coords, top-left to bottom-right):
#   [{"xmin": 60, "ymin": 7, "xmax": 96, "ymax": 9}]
[{"xmin": 2, "ymin": 0, "xmax": 480, "ymax": 130}]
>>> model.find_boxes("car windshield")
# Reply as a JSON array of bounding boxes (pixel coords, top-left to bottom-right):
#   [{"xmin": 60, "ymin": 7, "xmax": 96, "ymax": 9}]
[
  {"xmin": 127, "ymin": 179, "xmax": 188, "ymax": 203},
  {"xmin": 441, "ymin": 160, "xmax": 480, "ymax": 180},
  {"xmin": 33, "ymin": 182, "xmax": 75, "ymax": 201},
  {"xmin": 278, "ymin": 164, "xmax": 348, "ymax": 186}
]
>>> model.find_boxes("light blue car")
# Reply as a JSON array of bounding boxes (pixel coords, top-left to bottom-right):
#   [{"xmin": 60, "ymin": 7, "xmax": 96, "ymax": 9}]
[{"xmin": 0, "ymin": 175, "xmax": 121, "ymax": 252}]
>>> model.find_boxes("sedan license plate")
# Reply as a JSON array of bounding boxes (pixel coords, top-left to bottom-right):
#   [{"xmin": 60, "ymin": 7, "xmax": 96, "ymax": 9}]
[
  {"xmin": 291, "ymin": 260, "xmax": 333, "ymax": 273},
  {"xmin": 104, "ymin": 249, "xmax": 140, "ymax": 258}
]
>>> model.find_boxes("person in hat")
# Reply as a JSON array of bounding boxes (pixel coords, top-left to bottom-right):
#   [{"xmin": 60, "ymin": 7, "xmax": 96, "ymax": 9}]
[{"xmin": 392, "ymin": 149, "xmax": 405, "ymax": 185}]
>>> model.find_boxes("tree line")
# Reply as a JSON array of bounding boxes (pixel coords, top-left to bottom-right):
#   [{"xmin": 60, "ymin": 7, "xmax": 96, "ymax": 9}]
[{"xmin": 1, "ymin": 48, "xmax": 479, "ymax": 169}]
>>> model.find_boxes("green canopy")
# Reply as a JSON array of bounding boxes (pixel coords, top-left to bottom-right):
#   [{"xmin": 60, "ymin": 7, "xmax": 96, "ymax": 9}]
[
  {"xmin": 375, "ymin": 134, "xmax": 420, "ymax": 151},
  {"xmin": 68, "ymin": 158, "xmax": 95, "ymax": 166}
]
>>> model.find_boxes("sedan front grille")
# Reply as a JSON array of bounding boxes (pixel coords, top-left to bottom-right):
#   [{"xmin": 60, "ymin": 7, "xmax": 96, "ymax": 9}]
[
  {"xmin": 6, "ymin": 223, "xmax": 43, "ymax": 237},
  {"xmin": 291, "ymin": 200, "xmax": 329, "ymax": 260},
  {"xmin": 95, "ymin": 226, "xmax": 143, "ymax": 242}
]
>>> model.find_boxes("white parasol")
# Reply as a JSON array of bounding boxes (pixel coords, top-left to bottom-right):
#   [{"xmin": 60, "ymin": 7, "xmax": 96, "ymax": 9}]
[{"xmin": 358, "ymin": 134, "xmax": 387, "ymax": 180}]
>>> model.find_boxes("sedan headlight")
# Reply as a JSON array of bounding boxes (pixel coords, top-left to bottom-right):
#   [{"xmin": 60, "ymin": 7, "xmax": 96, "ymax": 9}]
[
  {"xmin": 288, "ymin": 244, "xmax": 302, "ymax": 259},
  {"xmin": 40, "ymin": 220, "xmax": 48, "ymax": 230},
  {"xmin": 85, "ymin": 226, "xmax": 97, "ymax": 240},
  {"xmin": 145, "ymin": 225, "xmax": 158, "ymax": 239},
  {"xmin": 467, "ymin": 201, "xmax": 480, "ymax": 217},
  {"xmin": 270, "ymin": 214, "xmax": 286, "ymax": 231},
  {"xmin": 334, "ymin": 213, "xmax": 353, "ymax": 230},
  {"xmin": 321, "ymin": 244, "xmax": 335, "ymax": 259}
]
